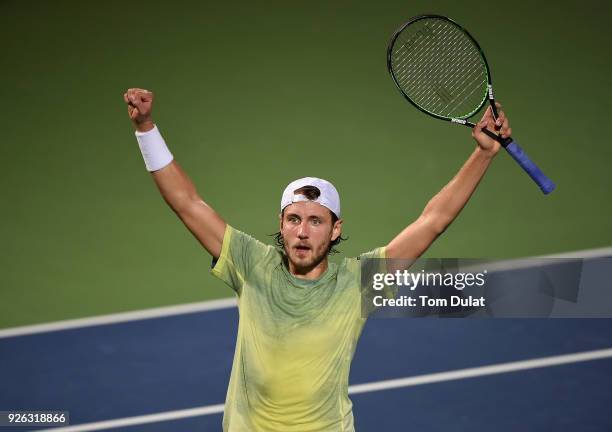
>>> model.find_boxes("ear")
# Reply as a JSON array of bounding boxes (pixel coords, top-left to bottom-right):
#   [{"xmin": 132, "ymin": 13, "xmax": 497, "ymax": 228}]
[
  {"xmin": 331, "ymin": 218, "xmax": 343, "ymax": 242},
  {"xmin": 279, "ymin": 213, "xmax": 283, "ymax": 231}
]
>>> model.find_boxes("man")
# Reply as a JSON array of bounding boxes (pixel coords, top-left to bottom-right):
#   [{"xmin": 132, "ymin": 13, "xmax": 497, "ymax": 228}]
[{"xmin": 123, "ymin": 87, "xmax": 510, "ymax": 431}]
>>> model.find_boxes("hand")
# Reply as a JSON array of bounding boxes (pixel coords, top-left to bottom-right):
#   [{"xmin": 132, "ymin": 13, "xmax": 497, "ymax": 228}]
[
  {"xmin": 472, "ymin": 102, "xmax": 512, "ymax": 157},
  {"xmin": 123, "ymin": 88, "xmax": 155, "ymax": 132}
]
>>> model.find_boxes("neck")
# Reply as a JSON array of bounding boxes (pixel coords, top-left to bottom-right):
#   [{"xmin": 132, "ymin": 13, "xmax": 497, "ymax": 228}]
[{"xmin": 287, "ymin": 257, "xmax": 329, "ymax": 280}]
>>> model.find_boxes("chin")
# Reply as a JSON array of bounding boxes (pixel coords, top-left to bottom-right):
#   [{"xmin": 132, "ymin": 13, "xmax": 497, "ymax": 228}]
[
  {"xmin": 295, "ymin": 252, "xmax": 327, "ymax": 270},
  {"xmin": 290, "ymin": 254, "xmax": 312, "ymax": 267}
]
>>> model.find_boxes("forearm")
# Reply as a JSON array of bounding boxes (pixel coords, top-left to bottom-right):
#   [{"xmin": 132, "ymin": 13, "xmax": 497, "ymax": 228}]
[
  {"xmin": 135, "ymin": 126, "xmax": 225, "ymax": 256},
  {"xmin": 422, "ymin": 146, "xmax": 496, "ymax": 232},
  {"xmin": 386, "ymin": 105, "xmax": 509, "ymax": 259},
  {"xmin": 133, "ymin": 123, "xmax": 202, "ymax": 213},
  {"xmin": 151, "ymin": 160, "xmax": 203, "ymax": 214}
]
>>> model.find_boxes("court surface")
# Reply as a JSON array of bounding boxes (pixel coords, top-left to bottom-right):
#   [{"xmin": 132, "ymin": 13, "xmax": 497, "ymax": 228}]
[{"xmin": 2, "ymin": 293, "xmax": 612, "ymax": 431}]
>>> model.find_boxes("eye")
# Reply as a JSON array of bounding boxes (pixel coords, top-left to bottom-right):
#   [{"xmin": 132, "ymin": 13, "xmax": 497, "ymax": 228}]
[
  {"xmin": 311, "ymin": 218, "xmax": 321, "ymax": 226},
  {"xmin": 288, "ymin": 216, "xmax": 299, "ymax": 224}
]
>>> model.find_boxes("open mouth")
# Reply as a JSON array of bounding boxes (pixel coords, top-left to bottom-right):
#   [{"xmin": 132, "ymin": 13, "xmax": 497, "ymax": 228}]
[{"xmin": 295, "ymin": 245, "xmax": 311, "ymax": 252}]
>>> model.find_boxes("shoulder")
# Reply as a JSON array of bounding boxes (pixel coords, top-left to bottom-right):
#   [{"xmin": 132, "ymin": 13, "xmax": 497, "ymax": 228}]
[
  {"xmin": 338, "ymin": 246, "xmax": 387, "ymax": 276},
  {"xmin": 226, "ymin": 225, "xmax": 278, "ymax": 258},
  {"xmin": 213, "ymin": 225, "xmax": 280, "ymax": 278},
  {"xmin": 342, "ymin": 246, "xmax": 387, "ymax": 264}
]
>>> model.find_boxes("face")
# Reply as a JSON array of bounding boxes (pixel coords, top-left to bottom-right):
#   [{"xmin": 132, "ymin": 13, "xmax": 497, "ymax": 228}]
[{"xmin": 280, "ymin": 201, "xmax": 342, "ymax": 271}]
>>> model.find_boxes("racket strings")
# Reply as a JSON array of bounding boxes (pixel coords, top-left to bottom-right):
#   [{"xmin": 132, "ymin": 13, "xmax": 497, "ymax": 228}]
[
  {"xmin": 393, "ymin": 22, "xmax": 446, "ymax": 78},
  {"xmin": 394, "ymin": 20, "xmax": 482, "ymax": 109},
  {"xmin": 433, "ymin": 38, "xmax": 487, "ymax": 114},
  {"xmin": 390, "ymin": 18, "xmax": 488, "ymax": 119},
  {"xmin": 400, "ymin": 22, "xmax": 483, "ymax": 114},
  {"xmin": 394, "ymin": 22, "xmax": 452, "ymax": 96},
  {"xmin": 422, "ymin": 42, "xmax": 482, "ymax": 108},
  {"xmin": 397, "ymin": 23, "xmax": 458, "ymax": 86},
  {"xmin": 409, "ymin": 34, "xmax": 471, "ymax": 110}
]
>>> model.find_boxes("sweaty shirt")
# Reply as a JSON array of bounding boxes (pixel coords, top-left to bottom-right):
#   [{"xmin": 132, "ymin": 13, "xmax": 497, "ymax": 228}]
[{"xmin": 211, "ymin": 225, "xmax": 385, "ymax": 432}]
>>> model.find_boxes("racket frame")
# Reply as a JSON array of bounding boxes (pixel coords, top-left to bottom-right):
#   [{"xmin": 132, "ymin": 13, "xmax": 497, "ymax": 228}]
[{"xmin": 387, "ymin": 14, "xmax": 510, "ymax": 146}]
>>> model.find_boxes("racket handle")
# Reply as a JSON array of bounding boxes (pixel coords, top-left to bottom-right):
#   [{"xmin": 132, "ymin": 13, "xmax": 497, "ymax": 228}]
[{"xmin": 504, "ymin": 139, "xmax": 556, "ymax": 194}]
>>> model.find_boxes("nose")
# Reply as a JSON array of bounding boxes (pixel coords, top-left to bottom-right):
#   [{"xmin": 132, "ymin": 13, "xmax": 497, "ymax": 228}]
[{"xmin": 297, "ymin": 222, "xmax": 309, "ymax": 239}]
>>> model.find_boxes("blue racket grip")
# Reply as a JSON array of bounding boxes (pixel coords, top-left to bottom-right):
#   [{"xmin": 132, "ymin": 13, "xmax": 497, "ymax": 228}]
[{"xmin": 505, "ymin": 140, "xmax": 556, "ymax": 194}]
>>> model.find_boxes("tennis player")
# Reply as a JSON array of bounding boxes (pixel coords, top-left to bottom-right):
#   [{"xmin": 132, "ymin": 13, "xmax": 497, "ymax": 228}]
[{"xmin": 124, "ymin": 87, "xmax": 511, "ymax": 431}]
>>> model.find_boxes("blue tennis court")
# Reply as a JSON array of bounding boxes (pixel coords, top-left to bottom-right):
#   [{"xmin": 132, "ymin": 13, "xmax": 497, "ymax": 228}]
[{"xmin": 2, "ymin": 297, "xmax": 612, "ymax": 431}]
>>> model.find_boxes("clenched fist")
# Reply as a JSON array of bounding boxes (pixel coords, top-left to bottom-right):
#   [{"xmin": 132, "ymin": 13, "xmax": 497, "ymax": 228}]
[{"xmin": 123, "ymin": 88, "xmax": 155, "ymax": 132}]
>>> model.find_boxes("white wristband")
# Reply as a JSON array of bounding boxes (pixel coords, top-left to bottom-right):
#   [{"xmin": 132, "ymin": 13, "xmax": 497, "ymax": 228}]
[{"xmin": 135, "ymin": 125, "xmax": 174, "ymax": 172}]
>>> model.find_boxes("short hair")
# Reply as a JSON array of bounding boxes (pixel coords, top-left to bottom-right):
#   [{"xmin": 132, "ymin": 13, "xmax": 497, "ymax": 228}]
[
  {"xmin": 293, "ymin": 185, "xmax": 322, "ymax": 201},
  {"xmin": 272, "ymin": 185, "xmax": 347, "ymax": 255}
]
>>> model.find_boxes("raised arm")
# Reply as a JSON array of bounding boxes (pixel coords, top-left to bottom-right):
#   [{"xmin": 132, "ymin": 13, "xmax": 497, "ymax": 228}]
[
  {"xmin": 385, "ymin": 103, "xmax": 511, "ymax": 259},
  {"xmin": 124, "ymin": 88, "xmax": 226, "ymax": 259}
]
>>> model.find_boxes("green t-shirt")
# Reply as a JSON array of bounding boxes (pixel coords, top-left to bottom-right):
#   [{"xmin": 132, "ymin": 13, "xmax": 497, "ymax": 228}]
[{"xmin": 211, "ymin": 225, "xmax": 385, "ymax": 432}]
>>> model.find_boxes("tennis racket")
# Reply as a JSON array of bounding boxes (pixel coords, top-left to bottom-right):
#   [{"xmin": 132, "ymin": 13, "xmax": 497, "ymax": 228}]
[{"xmin": 387, "ymin": 14, "xmax": 555, "ymax": 194}]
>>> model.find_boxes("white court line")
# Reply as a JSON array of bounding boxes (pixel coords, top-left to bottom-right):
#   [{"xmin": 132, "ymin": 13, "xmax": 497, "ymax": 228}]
[
  {"xmin": 348, "ymin": 347, "xmax": 612, "ymax": 394},
  {"xmin": 3, "ymin": 246, "xmax": 611, "ymax": 339},
  {"xmin": 37, "ymin": 347, "xmax": 612, "ymax": 432},
  {"xmin": 35, "ymin": 404, "xmax": 225, "ymax": 432},
  {"xmin": 540, "ymin": 246, "xmax": 612, "ymax": 259},
  {"xmin": 472, "ymin": 246, "xmax": 612, "ymax": 274},
  {"xmin": 0, "ymin": 298, "xmax": 236, "ymax": 339}
]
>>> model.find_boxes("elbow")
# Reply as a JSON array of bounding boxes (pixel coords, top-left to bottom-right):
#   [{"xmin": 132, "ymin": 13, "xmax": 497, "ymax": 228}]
[
  {"xmin": 419, "ymin": 212, "xmax": 452, "ymax": 237},
  {"xmin": 166, "ymin": 194, "xmax": 204, "ymax": 216}
]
